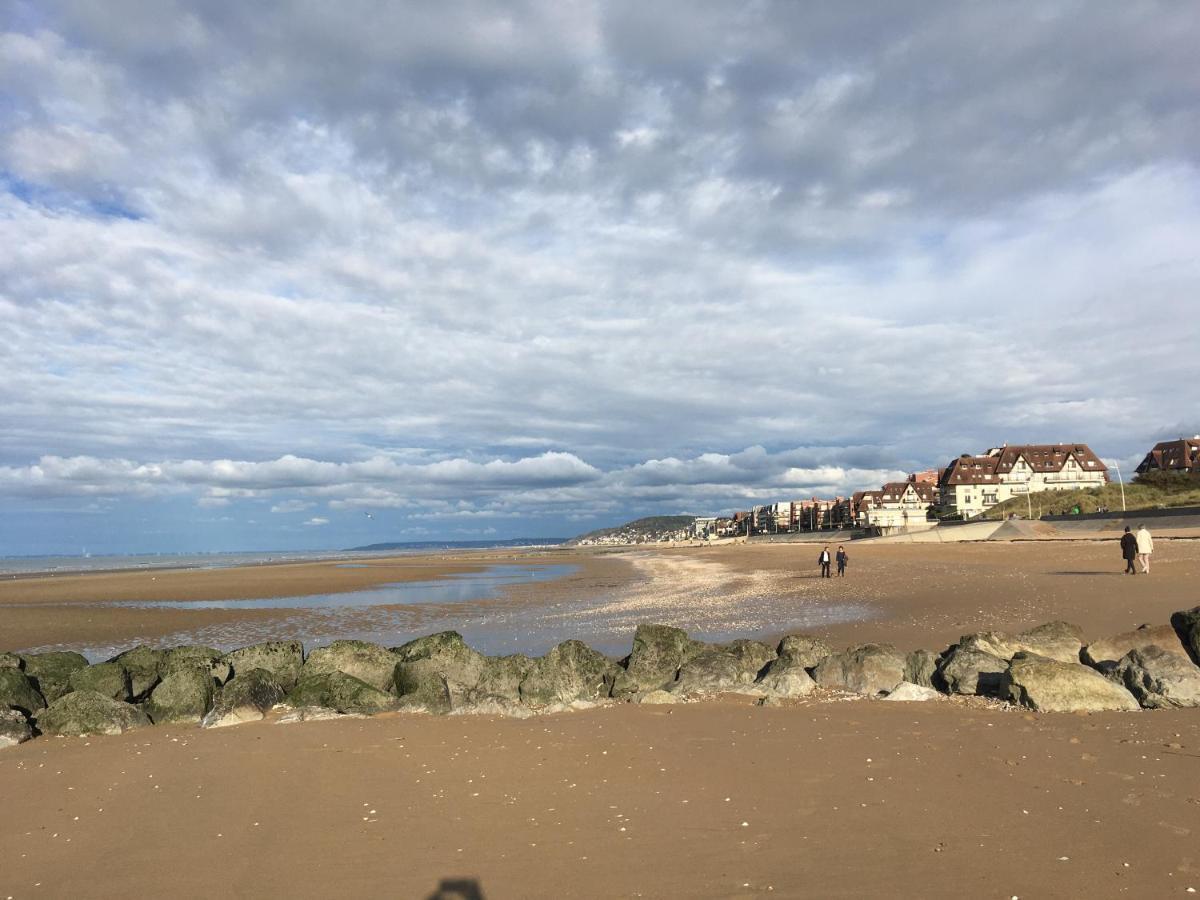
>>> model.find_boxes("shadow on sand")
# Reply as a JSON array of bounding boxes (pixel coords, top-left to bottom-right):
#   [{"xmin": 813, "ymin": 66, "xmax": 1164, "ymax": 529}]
[{"xmin": 428, "ymin": 878, "xmax": 485, "ymax": 900}]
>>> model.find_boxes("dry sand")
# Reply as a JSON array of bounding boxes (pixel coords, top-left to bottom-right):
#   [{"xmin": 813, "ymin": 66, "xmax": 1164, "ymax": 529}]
[{"xmin": 2, "ymin": 539, "xmax": 1200, "ymax": 898}]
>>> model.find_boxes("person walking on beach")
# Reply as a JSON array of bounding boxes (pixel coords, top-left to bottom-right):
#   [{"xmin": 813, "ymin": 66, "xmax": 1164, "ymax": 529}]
[
  {"xmin": 1120, "ymin": 526, "xmax": 1138, "ymax": 575},
  {"xmin": 818, "ymin": 546, "xmax": 832, "ymax": 578},
  {"xmin": 836, "ymin": 545, "xmax": 849, "ymax": 577},
  {"xmin": 1136, "ymin": 524, "xmax": 1154, "ymax": 574}
]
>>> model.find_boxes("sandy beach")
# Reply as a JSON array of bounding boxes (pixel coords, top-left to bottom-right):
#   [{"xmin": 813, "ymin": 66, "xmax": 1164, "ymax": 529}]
[{"xmin": 3, "ymin": 538, "xmax": 1200, "ymax": 898}]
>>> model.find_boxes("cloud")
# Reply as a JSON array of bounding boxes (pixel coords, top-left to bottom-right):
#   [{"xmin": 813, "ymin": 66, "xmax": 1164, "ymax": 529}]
[{"xmin": 302, "ymin": 517, "xmax": 329, "ymax": 527}]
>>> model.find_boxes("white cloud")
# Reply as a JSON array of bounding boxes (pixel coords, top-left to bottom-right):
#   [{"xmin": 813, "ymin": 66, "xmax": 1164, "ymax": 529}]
[{"xmin": 302, "ymin": 517, "xmax": 329, "ymax": 527}]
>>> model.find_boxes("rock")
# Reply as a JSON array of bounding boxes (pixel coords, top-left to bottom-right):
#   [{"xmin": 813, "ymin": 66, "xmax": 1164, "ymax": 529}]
[
  {"xmin": 812, "ymin": 644, "xmax": 908, "ymax": 696},
  {"xmin": 774, "ymin": 633, "xmax": 832, "ymax": 670},
  {"xmin": 19, "ymin": 651, "xmax": 89, "ymax": 702},
  {"xmin": 276, "ymin": 707, "xmax": 365, "ymax": 724},
  {"xmin": 146, "ymin": 668, "xmax": 215, "ymax": 723},
  {"xmin": 884, "ymin": 682, "xmax": 942, "ymax": 702},
  {"xmin": 1114, "ymin": 646, "xmax": 1200, "ymax": 709},
  {"xmin": 223, "ymin": 641, "xmax": 304, "ymax": 690},
  {"xmin": 0, "ymin": 652, "xmax": 22, "ymax": 669},
  {"xmin": 958, "ymin": 621, "xmax": 1084, "ymax": 664},
  {"xmin": 669, "ymin": 640, "xmax": 774, "ymax": 696},
  {"xmin": 1170, "ymin": 606, "xmax": 1200, "ymax": 666},
  {"xmin": 756, "ymin": 666, "xmax": 816, "ymax": 698},
  {"xmin": 392, "ymin": 632, "xmax": 487, "ymax": 709},
  {"xmin": 35, "ymin": 691, "xmax": 151, "ymax": 736},
  {"xmin": 0, "ymin": 708, "xmax": 33, "ymax": 748},
  {"xmin": 202, "ymin": 668, "xmax": 286, "ymax": 728},
  {"xmin": 303, "ymin": 640, "xmax": 398, "ymax": 693},
  {"xmin": 111, "ymin": 645, "xmax": 166, "ymax": 699},
  {"xmin": 472, "ymin": 654, "xmax": 536, "ymax": 703},
  {"xmin": 68, "ymin": 662, "xmax": 130, "ymax": 702},
  {"xmin": 1082, "ymin": 625, "xmax": 1191, "ymax": 672},
  {"xmin": 616, "ymin": 624, "xmax": 705, "ymax": 696},
  {"xmin": 637, "ymin": 689, "xmax": 680, "ymax": 705},
  {"xmin": 162, "ymin": 646, "xmax": 230, "ymax": 684},
  {"xmin": 449, "ymin": 697, "xmax": 534, "ymax": 719},
  {"xmin": 0, "ymin": 668, "xmax": 47, "ymax": 716},
  {"xmin": 286, "ymin": 671, "xmax": 399, "ymax": 715},
  {"xmin": 904, "ymin": 649, "xmax": 939, "ymax": 688},
  {"xmin": 519, "ymin": 640, "xmax": 618, "ymax": 707},
  {"xmin": 935, "ymin": 646, "xmax": 1009, "ymax": 697},
  {"xmin": 1002, "ymin": 652, "xmax": 1139, "ymax": 712}
]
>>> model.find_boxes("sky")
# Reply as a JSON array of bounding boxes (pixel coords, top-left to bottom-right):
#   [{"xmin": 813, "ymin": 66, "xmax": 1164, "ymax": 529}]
[{"xmin": 1, "ymin": 1, "xmax": 1198, "ymax": 555}]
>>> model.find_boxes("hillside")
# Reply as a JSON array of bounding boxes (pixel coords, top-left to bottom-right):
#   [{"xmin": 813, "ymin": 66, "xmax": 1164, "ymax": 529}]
[
  {"xmin": 983, "ymin": 479, "xmax": 1200, "ymax": 519},
  {"xmin": 568, "ymin": 515, "xmax": 696, "ymax": 546}
]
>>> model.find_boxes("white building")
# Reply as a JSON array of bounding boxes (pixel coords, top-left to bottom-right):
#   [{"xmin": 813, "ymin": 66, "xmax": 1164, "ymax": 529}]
[{"xmin": 938, "ymin": 443, "xmax": 1108, "ymax": 519}]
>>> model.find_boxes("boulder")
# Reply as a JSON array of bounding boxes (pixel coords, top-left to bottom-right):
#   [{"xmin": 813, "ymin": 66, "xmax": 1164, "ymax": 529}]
[
  {"xmin": 392, "ymin": 632, "xmax": 487, "ymax": 709},
  {"xmin": 202, "ymin": 668, "xmax": 286, "ymax": 728},
  {"xmin": 303, "ymin": 640, "xmax": 397, "ymax": 693},
  {"xmin": 20, "ymin": 651, "xmax": 89, "ymax": 702},
  {"xmin": 68, "ymin": 662, "xmax": 130, "ymax": 702},
  {"xmin": 1, "ymin": 668, "xmax": 46, "ymax": 716},
  {"xmin": 0, "ymin": 652, "xmax": 22, "ymax": 669},
  {"xmin": 884, "ymin": 682, "xmax": 941, "ymax": 702},
  {"xmin": 286, "ymin": 671, "xmax": 399, "ymax": 715},
  {"xmin": 637, "ymin": 689, "xmax": 680, "ymax": 705},
  {"xmin": 755, "ymin": 666, "xmax": 816, "ymax": 698},
  {"xmin": 1170, "ymin": 606, "xmax": 1200, "ymax": 666},
  {"xmin": 812, "ymin": 644, "xmax": 907, "ymax": 696},
  {"xmin": 0, "ymin": 708, "xmax": 33, "ymax": 749},
  {"xmin": 111, "ymin": 645, "xmax": 165, "ymax": 699},
  {"xmin": 1082, "ymin": 624, "xmax": 1191, "ymax": 672},
  {"xmin": 162, "ymin": 646, "xmax": 230, "ymax": 684},
  {"xmin": 615, "ymin": 624, "xmax": 705, "ymax": 696},
  {"xmin": 472, "ymin": 654, "xmax": 536, "ymax": 703},
  {"xmin": 519, "ymin": 640, "xmax": 618, "ymax": 707},
  {"xmin": 449, "ymin": 697, "xmax": 534, "ymax": 718},
  {"xmin": 1114, "ymin": 646, "xmax": 1200, "ymax": 709},
  {"xmin": 146, "ymin": 668, "xmax": 215, "ymax": 724},
  {"xmin": 669, "ymin": 640, "xmax": 774, "ymax": 696},
  {"xmin": 1003, "ymin": 652, "xmax": 1139, "ymax": 712},
  {"xmin": 774, "ymin": 633, "xmax": 832, "ymax": 670},
  {"xmin": 223, "ymin": 641, "xmax": 304, "ymax": 690},
  {"xmin": 958, "ymin": 621, "xmax": 1084, "ymax": 664},
  {"xmin": 935, "ymin": 646, "xmax": 1009, "ymax": 697},
  {"xmin": 904, "ymin": 649, "xmax": 939, "ymax": 688},
  {"xmin": 36, "ymin": 690, "xmax": 151, "ymax": 736}
]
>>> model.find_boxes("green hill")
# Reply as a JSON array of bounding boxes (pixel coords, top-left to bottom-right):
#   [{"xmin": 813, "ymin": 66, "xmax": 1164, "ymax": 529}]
[
  {"xmin": 569, "ymin": 515, "xmax": 696, "ymax": 545},
  {"xmin": 983, "ymin": 478, "xmax": 1200, "ymax": 519}
]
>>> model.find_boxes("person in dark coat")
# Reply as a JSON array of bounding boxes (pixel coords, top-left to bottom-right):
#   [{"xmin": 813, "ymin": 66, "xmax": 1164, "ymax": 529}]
[
  {"xmin": 818, "ymin": 546, "xmax": 832, "ymax": 578},
  {"xmin": 835, "ymin": 545, "xmax": 848, "ymax": 577},
  {"xmin": 1120, "ymin": 526, "xmax": 1138, "ymax": 575}
]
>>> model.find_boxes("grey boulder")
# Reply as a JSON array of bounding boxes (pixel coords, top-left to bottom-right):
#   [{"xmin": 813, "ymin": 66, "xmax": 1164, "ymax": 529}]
[
  {"xmin": 755, "ymin": 666, "xmax": 816, "ymax": 698},
  {"xmin": 111, "ymin": 645, "xmax": 166, "ymax": 699},
  {"xmin": 614, "ymin": 624, "xmax": 705, "ymax": 697},
  {"xmin": 146, "ymin": 668, "xmax": 215, "ymax": 724},
  {"xmin": 0, "ymin": 708, "xmax": 33, "ymax": 748},
  {"xmin": 774, "ymin": 634, "xmax": 832, "ymax": 670},
  {"xmin": 935, "ymin": 646, "xmax": 1009, "ymax": 697},
  {"xmin": 392, "ymin": 632, "xmax": 487, "ymax": 711},
  {"xmin": 20, "ymin": 651, "xmax": 89, "ymax": 703},
  {"xmin": 1003, "ymin": 652, "xmax": 1139, "ymax": 712},
  {"xmin": 162, "ymin": 646, "xmax": 230, "ymax": 685},
  {"xmin": 904, "ymin": 649, "xmax": 939, "ymax": 688},
  {"xmin": 884, "ymin": 682, "xmax": 941, "ymax": 702},
  {"xmin": 519, "ymin": 640, "xmax": 618, "ymax": 707},
  {"xmin": 304, "ymin": 640, "xmax": 398, "ymax": 692},
  {"xmin": 1114, "ymin": 646, "xmax": 1200, "ymax": 709},
  {"xmin": 0, "ymin": 668, "xmax": 47, "ymax": 716},
  {"xmin": 669, "ymin": 640, "xmax": 774, "ymax": 696},
  {"xmin": 0, "ymin": 652, "xmax": 22, "ymax": 669},
  {"xmin": 472, "ymin": 654, "xmax": 536, "ymax": 704},
  {"xmin": 287, "ymin": 671, "xmax": 399, "ymax": 715},
  {"xmin": 36, "ymin": 690, "xmax": 151, "ymax": 736},
  {"xmin": 1170, "ymin": 606, "xmax": 1200, "ymax": 665},
  {"xmin": 958, "ymin": 621, "xmax": 1084, "ymax": 664},
  {"xmin": 812, "ymin": 643, "xmax": 907, "ymax": 696},
  {"xmin": 68, "ymin": 662, "xmax": 130, "ymax": 702},
  {"xmin": 1083, "ymin": 624, "xmax": 1191, "ymax": 671},
  {"xmin": 203, "ymin": 668, "xmax": 287, "ymax": 728},
  {"xmin": 223, "ymin": 641, "xmax": 304, "ymax": 690}
]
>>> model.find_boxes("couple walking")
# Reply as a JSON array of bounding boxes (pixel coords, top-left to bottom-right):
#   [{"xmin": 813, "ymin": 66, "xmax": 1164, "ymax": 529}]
[
  {"xmin": 1119, "ymin": 525, "xmax": 1154, "ymax": 574},
  {"xmin": 817, "ymin": 545, "xmax": 848, "ymax": 578}
]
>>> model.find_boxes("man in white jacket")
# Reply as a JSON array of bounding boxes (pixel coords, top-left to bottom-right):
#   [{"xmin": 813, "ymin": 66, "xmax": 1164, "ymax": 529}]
[{"xmin": 1136, "ymin": 525, "xmax": 1154, "ymax": 574}]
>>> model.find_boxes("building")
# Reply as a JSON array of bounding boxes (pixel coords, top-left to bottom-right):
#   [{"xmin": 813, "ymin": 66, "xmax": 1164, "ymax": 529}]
[
  {"xmin": 860, "ymin": 481, "xmax": 938, "ymax": 530},
  {"xmin": 938, "ymin": 443, "xmax": 1109, "ymax": 519},
  {"xmin": 1136, "ymin": 436, "xmax": 1200, "ymax": 476}
]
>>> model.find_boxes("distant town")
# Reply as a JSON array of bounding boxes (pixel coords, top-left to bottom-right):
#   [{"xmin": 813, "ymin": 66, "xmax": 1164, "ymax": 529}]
[{"xmin": 573, "ymin": 437, "xmax": 1200, "ymax": 546}]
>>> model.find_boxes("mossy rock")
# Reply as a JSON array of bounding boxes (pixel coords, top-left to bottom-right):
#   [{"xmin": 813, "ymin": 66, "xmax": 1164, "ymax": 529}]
[
  {"xmin": 287, "ymin": 671, "xmax": 398, "ymax": 715},
  {"xmin": 202, "ymin": 668, "xmax": 286, "ymax": 728},
  {"xmin": 110, "ymin": 645, "xmax": 166, "ymax": 699},
  {"xmin": 36, "ymin": 690, "xmax": 150, "ymax": 736},
  {"xmin": 472, "ymin": 654, "xmax": 535, "ymax": 703},
  {"xmin": 146, "ymin": 668, "xmax": 214, "ymax": 724},
  {"xmin": 392, "ymin": 632, "xmax": 487, "ymax": 710},
  {"xmin": 519, "ymin": 640, "xmax": 619, "ymax": 707},
  {"xmin": 303, "ymin": 640, "xmax": 397, "ymax": 692},
  {"xmin": 222, "ymin": 641, "xmax": 304, "ymax": 690},
  {"xmin": 617, "ymin": 624, "xmax": 705, "ymax": 696},
  {"xmin": 393, "ymin": 663, "xmax": 452, "ymax": 714},
  {"xmin": 68, "ymin": 662, "xmax": 130, "ymax": 702},
  {"xmin": 1, "ymin": 708, "xmax": 33, "ymax": 748},
  {"xmin": 0, "ymin": 668, "xmax": 47, "ymax": 716},
  {"xmin": 20, "ymin": 651, "xmax": 89, "ymax": 702},
  {"xmin": 162, "ymin": 646, "xmax": 230, "ymax": 684},
  {"xmin": 0, "ymin": 652, "xmax": 22, "ymax": 669},
  {"xmin": 904, "ymin": 649, "xmax": 939, "ymax": 688}
]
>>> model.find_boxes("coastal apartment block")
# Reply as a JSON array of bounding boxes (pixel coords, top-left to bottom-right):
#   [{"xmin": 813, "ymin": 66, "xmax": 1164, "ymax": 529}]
[
  {"xmin": 1135, "ymin": 436, "xmax": 1200, "ymax": 475},
  {"xmin": 938, "ymin": 443, "xmax": 1108, "ymax": 519}
]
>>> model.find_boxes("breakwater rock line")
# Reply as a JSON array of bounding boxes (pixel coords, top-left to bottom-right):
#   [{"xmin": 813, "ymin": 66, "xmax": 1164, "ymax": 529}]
[{"xmin": 3, "ymin": 609, "xmax": 1200, "ymax": 745}]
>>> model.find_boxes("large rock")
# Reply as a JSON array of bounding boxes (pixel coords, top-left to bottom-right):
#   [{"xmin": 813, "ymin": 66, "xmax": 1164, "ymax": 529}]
[
  {"xmin": 904, "ymin": 650, "xmax": 939, "ymax": 688},
  {"xmin": 755, "ymin": 666, "xmax": 816, "ymax": 698},
  {"xmin": 1170, "ymin": 606, "xmax": 1200, "ymax": 666},
  {"xmin": 0, "ymin": 709, "xmax": 33, "ymax": 748},
  {"xmin": 162, "ymin": 646, "xmax": 230, "ymax": 684},
  {"xmin": 885, "ymin": 682, "xmax": 941, "ymax": 702},
  {"xmin": 812, "ymin": 644, "xmax": 907, "ymax": 696},
  {"xmin": 774, "ymin": 633, "xmax": 832, "ymax": 670},
  {"xmin": 392, "ymin": 632, "xmax": 487, "ymax": 710},
  {"xmin": 68, "ymin": 662, "xmax": 130, "ymax": 702},
  {"xmin": 223, "ymin": 641, "xmax": 304, "ymax": 690},
  {"xmin": 146, "ymin": 668, "xmax": 215, "ymax": 724},
  {"xmin": 0, "ymin": 652, "xmax": 22, "ymax": 669},
  {"xmin": 303, "ymin": 640, "xmax": 397, "ymax": 693},
  {"xmin": 36, "ymin": 690, "xmax": 151, "ymax": 736},
  {"xmin": 20, "ymin": 651, "xmax": 89, "ymax": 702},
  {"xmin": 0, "ymin": 668, "xmax": 46, "ymax": 716},
  {"xmin": 472, "ymin": 654, "xmax": 536, "ymax": 704},
  {"xmin": 111, "ymin": 645, "xmax": 166, "ymax": 699},
  {"xmin": 1083, "ymin": 624, "xmax": 1191, "ymax": 672},
  {"xmin": 614, "ymin": 624, "xmax": 705, "ymax": 696},
  {"xmin": 935, "ymin": 646, "xmax": 1009, "ymax": 697},
  {"xmin": 1003, "ymin": 652, "xmax": 1139, "ymax": 712},
  {"xmin": 202, "ymin": 668, "xmax": 286, "ymax": 728},
  {"xmin": 1114, "ymin": 646, "xmax": 1200, "ymax": 709},
  {"xmin": 519, "ymin": 640, "xmax": 618, "ymax": 707},
  {"xmin": 669, "ymin": 640, "xmax": 775, "ymax": 696},
  {"xmin": 958, "ymin": 621, "xmax": 1084, "ymax": 664},
  {"xmin": 287, "ymin": 671, "xmax": 399, "ymax": 715}
]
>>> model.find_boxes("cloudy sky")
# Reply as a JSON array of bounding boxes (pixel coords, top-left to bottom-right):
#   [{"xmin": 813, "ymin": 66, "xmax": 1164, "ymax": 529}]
[{"xmin": 2, "ymin": 1, "xmax": 1198, "ymax": 554}]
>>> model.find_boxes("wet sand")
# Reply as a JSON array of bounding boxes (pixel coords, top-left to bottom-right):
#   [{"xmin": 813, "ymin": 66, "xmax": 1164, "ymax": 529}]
[{"xmin": 3, "ymin": 540, "xmax": 1200, "ymax": 898}]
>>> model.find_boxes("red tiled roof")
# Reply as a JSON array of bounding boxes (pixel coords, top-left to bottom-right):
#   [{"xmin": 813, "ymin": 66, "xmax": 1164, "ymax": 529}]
[
  {"xmin": 940, "ymin": 444, "xmax": 1107, "ymax": 486},
  {"xmin": 1136, "ymin": 438, "xmax": 1200, "ymax": 474}
]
